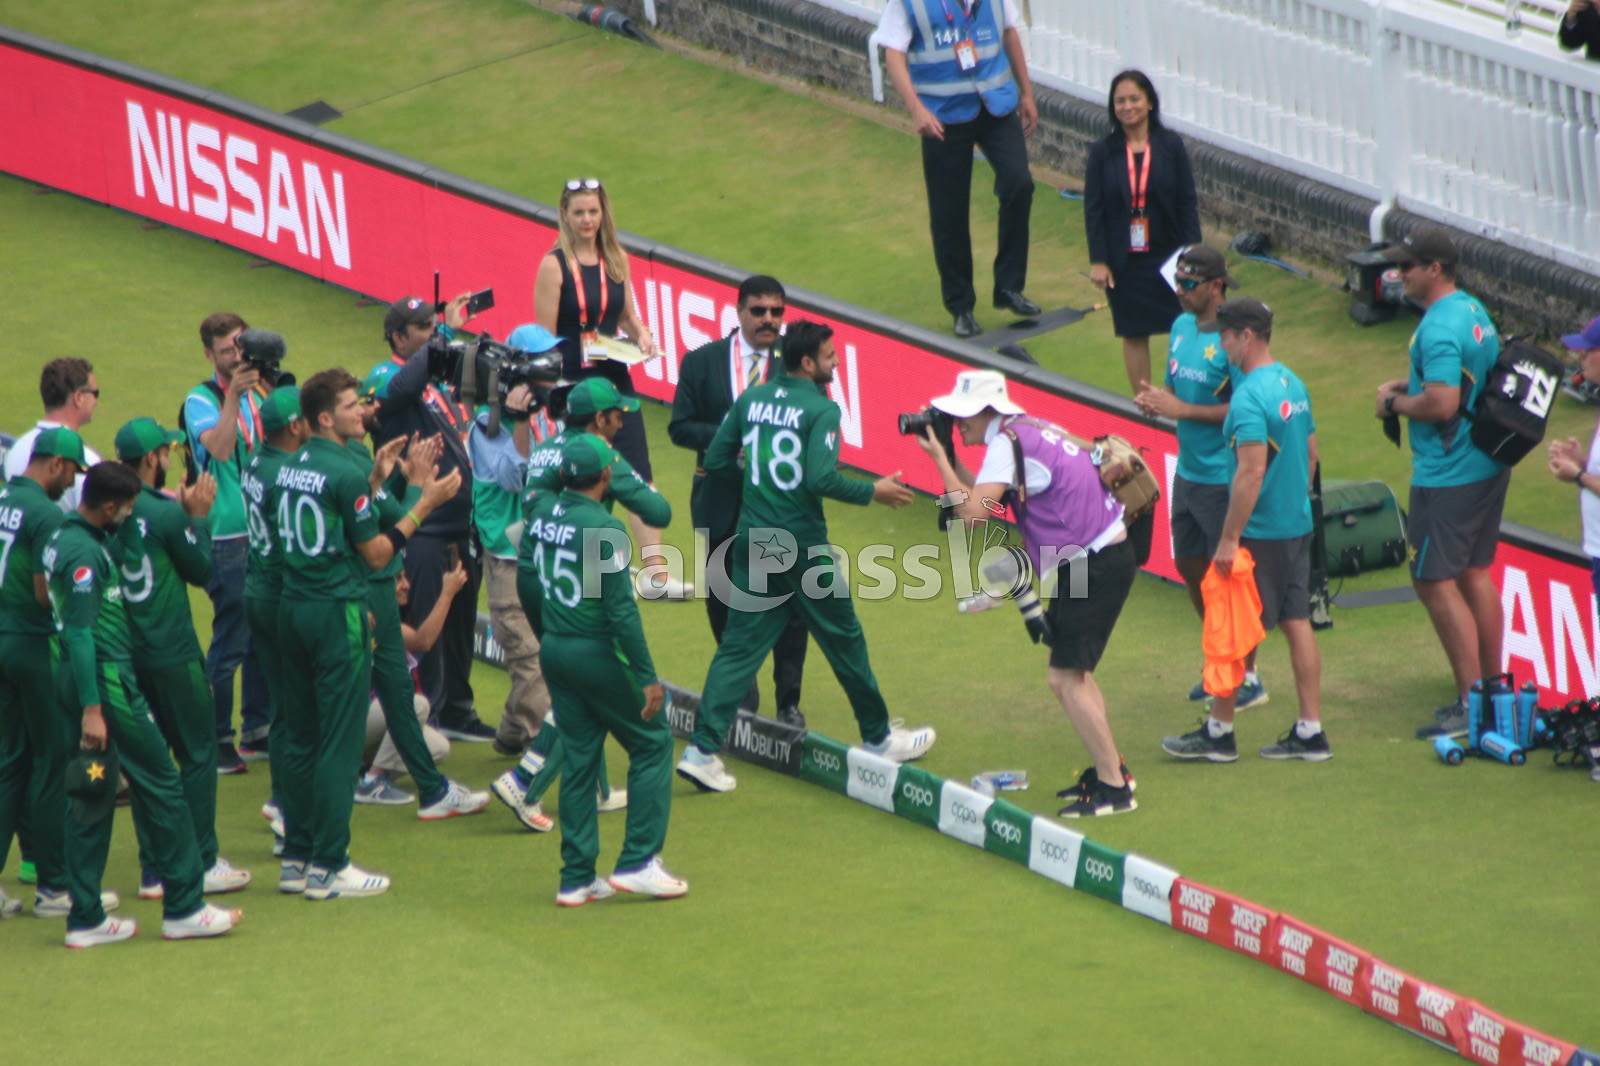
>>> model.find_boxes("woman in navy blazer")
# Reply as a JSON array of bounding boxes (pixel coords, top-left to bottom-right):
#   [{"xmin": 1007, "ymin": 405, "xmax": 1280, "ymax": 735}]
[{"xmin": 1083, "ymin": 70, "xmax": 1201, "ymax": 394}]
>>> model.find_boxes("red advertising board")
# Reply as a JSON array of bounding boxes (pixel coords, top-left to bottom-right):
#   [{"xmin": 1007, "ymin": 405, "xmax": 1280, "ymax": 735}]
[
  {"xmin": 1456, "ymin": 1000, "xmax": 1577, "ymax": 1066},
  {"xmin": 1495, "ymin": 537, "xmax": 1600, "ymax": 706},
  {"xmin": 1271, "ymin": 914, "xmax": 1371, "ymax": 1007},
  {"xmin": 1169, "ymin": 877, "xmax": 1276, "ymax": 963}
]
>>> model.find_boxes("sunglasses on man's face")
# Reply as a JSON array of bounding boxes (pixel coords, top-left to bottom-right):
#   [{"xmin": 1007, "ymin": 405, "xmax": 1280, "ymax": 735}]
[
  {"xmin": 565, "ymin": 178, "xmax": 602, "ymax": 191},
  {"xmin": 1175, "ymin": 276, "xmax": 1205, "ymax": 291},
  {"xmin": 745, "ymin": 305, "xmax": 785, "ymax": 319}
]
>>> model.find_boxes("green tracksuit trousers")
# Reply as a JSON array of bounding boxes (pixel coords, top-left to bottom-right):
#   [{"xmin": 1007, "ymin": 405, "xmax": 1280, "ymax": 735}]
[
  {"xmin": 61, "ymin": 660, "xmax": 204, "ymax": 928},
  {"xmin": 693, "ymin": 539, "xmax": 890, "ymax": 754},
  {"xmin": 0, "ymin": 633, "xmax": 67, "ymax": 889},
  {"xmin": 542, "ymin": 634, "xmax": 672, "ymax": 891},
  {"xmin": 132, "ymin": 658, "xmax": 218, "ymax": 871},
  {"xmin": 277, "ymin": 598, "xmax": 372, "ymax": 872},
  {"xmin": 245, "ymin": 594, "xmax": 285, "ymax": 803},
  {"xmin": 367, "ymin": 578, "xmax": 446, "ymax": 805}
]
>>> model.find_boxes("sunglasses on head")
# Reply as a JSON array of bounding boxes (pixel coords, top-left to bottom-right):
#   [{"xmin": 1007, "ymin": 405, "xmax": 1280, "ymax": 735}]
[
  {"xmin": 746, "ymin": 304, "xmax": 785, "ymax": 319},
  {"xmin": 565, "ymin": 178, "xmax": 602, "ymax": 192}
]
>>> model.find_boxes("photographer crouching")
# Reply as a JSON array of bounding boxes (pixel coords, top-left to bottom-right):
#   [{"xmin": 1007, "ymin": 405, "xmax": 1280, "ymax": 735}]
[{"xmin": 914, "ymin": 370, "xmax": 1138, "ymax": 818}]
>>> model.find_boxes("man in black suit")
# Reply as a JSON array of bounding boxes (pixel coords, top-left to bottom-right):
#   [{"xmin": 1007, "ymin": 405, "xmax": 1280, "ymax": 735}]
[{"xmin": 669, "ymin": 276, "xmax": 809, "ymax": 727}]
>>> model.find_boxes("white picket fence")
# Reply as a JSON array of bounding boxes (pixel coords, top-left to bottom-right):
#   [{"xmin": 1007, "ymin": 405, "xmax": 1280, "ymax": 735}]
[{"xmin": 809, "ymin": 0, "xmax": 1600, "ymax": 273}]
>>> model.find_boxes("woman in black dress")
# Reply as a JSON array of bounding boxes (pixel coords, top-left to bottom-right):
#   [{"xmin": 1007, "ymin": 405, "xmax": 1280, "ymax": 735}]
[
  {"xmin": 1082, "ymin": 70, "xmax": 1201, "ymax": 395},
  {"xmin": 535, "ymin": 179, "xmax": 690, "ymax": 598}
]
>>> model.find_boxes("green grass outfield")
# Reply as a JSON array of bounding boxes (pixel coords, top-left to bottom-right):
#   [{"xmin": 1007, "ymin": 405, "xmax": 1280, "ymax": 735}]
[{"xmin": 1, "ymin": 2, "xmax": 1598, "ymax": 1062}]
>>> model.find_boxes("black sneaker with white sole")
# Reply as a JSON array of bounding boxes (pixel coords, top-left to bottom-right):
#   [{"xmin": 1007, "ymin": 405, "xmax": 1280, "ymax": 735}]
[
  {"xmin": 1415, "ymin": 700, "xmax": 1468, "ymax": 740},
  {"xmin": 1057, "ymin": 767, "xmax": 1137, "ymax": 818},
  {"xmin": 1161, "ymin": 722, "xmax": 1238, "ymax": 762},
  {"xmin": 1259, "ymin": 727, "xmax": 1333, "ymax": 761}
]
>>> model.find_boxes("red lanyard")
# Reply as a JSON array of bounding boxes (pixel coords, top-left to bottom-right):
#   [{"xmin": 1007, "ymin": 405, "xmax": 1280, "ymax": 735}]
[
  {"xmin": 569, "ymin": 254, "xmax": 609, "ymax": 332},
  {"xmin": 390, "ymin": 354, "xmax": 471, "ymax": 443},
  {"xmin": 216, "ymin": 373, "xmax": 264, "ymax": 450},
  {"xmin": 1126, "ymin": 144, "xmax": 1153, "ymax": 217}
]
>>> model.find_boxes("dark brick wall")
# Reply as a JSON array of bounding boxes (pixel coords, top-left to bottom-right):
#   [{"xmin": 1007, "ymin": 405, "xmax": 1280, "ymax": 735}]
[{"xmin": 611, "ymin": 0, "xmax": 1600, "ymax": 336}]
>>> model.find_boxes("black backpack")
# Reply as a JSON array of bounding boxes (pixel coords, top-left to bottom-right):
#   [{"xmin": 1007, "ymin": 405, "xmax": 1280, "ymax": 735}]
[{"xmin": 1466, "ymin": 337, "xmax": 1563, "ymax": 466}]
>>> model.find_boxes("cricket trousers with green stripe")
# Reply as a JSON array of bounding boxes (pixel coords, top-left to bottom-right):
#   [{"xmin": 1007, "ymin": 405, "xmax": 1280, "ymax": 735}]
[
  {"xmin": 277, "ymin": 597, "xmax": 372, "ymax": 872},
  {"xmin": 541, "ymin": 634, "xmax": 672, "ymax": 891},
  {"xmin": 367, "ymin": 578, "xmax": 446, "ymax": 805},
  {"xmin": 692, "ymin": 540, "xmax": 891, "ymax": 754},
  {"xmin": 132, "ymin": 658, "xmax": 218, "ymax": 871},
  {"xmin": 0, "ymin": 632, "xmax": 68, "ymax": 889},
  {"xmin": 244, "ymin": 593, "xmax": 285, "ymax": 802},
  {"xmin": 60, "ymin": 661, "xmax": 204, "ymax": 928}
]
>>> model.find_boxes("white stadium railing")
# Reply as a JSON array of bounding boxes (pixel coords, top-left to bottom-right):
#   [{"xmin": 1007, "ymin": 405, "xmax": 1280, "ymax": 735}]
[{"xmin": 809, "ymin": 0, "xmax": 1600, "ymax": 274}]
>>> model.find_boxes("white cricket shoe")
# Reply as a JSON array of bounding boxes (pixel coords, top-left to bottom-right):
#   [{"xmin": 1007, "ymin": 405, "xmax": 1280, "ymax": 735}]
[
  {"xmin": 418, "ymin": 779, "xmax": 490, "ymax": 821},
  {"xmin": 863, "ymin": 719, "xmax": 937, "ymax": 763},
  {"xmin": 609, "ymin": 857, "xmax": 688, "ymax": 899},
  {"xmin": 555, "ymin": 878, "xmax": 617, "ymax": 907},
  {"xmin": 0, "ymin": 885, "xmax": 22, "ymax": 918},
  {"xmin": 303, "ymin": 862, "xmax": 390, "ymax": 900},
  {"xmin": 278, "ymin": 861, "xmax": 308, "ymax": 895},
  {"xmin": 64, "ymin": 915, "xmax": 137, "ymax": 948},
  {"xmin": 597, "ymin": 787, "xmax": 628, "ymax": 813},
  {"xmin": 675, "ymin": 749, "xmax": 736, "ymax": 793},
  {"xmin": 261, "ymin": 800, "xmax": 284, "ymax": 837},
  {"xmin": 203, "ymin": 857, "xmax": 252, "ymax": 894},
  {"xmin": 35, "ymin": 888, "xmax": 118, "ymax": 918},
  {"xmin": 491, "ymin": 769, "xmax": 554, "ymax": 832},
  {"xmin": 163, "ymin": 903, "xmax": 242, "ymax": 940}
]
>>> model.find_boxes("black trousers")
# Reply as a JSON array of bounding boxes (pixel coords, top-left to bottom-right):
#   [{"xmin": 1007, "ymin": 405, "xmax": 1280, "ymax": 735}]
[
  {"xmin": 404, "ymin": 529, "xmax": 484, "ymax": 728},
  {"xmin": 920, "ymin": 107, "xmax": 1034, "ymax": 315},
  {"xmin": 706, "ymin": 529, "xmax": 807, "ymax": 713}
]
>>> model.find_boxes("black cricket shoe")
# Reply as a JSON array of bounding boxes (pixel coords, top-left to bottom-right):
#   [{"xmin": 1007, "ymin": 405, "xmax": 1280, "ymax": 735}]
[
  {"xmin": 1161, "ymin": 721, "xmax": 1238, "ymax": 762},
  {"xmin": 1058, "ymin": 767, "xmax": 1137, "ymax": 819},
  {"xmin": 1258, "ymin": 727, "xmax": 1333, "ymax": 762}
]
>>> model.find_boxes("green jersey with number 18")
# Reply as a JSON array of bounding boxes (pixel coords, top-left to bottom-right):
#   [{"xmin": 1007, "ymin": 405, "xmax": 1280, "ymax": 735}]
[{"xmin": 704, "ymin": 372, "xmax": 872, "ymax": 547}]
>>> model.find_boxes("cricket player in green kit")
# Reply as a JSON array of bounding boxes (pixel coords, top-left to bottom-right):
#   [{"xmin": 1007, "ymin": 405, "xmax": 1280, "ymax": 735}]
[
  {"xmin": 678, "ymin": 321, "xmax": 935, "ymax": 792},
  {"xmin": 47, "ymin": 462, "xmax": 241, "ymax": 946},
  {"xmin": 274, "ymin": 370, "xmax": 460, "ymax": 901},
  {"xmin": 524, "ymin": 434, "xmax": 683, "ymax": 905},
  {"xmin": 114, "ymin": 418, "xmax": 252, "ymax": 899},
  {"xmin": 242, "ymin": 386, "xmax": 309, "ymax": 850},
  {"xmin": 494, "ymin": 378, "xmax": 667, "ymax": 831},
  {"xmin": 0, "ymin": 428, "xmax": 83, "ymax": 918},
  {"xmin": 350, "ymin": 379, "xmax": 487, "ymax": 818}
]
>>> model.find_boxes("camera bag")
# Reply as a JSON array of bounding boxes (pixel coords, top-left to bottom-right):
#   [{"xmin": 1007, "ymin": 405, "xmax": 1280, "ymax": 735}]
[
  {"xmin": 1319, "ymin": 478, "xmax": 1407, "ymax": 577},
  {"xmin": 1001, "ymin": 417, "xmax": 1161, "ymax": 523}
]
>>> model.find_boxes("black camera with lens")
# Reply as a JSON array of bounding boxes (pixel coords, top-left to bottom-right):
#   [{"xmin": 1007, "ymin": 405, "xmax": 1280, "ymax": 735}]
[
  {"xmin": 426, "ymin": 331, "xmax": 563, "ymax": 422},
  {"xmin": 898, "ymin": 408, "xmax": 955, "ymax": 458},
  {"xmin": 237, "ymin": 328, "xmax": 293, "ymax": 386}
]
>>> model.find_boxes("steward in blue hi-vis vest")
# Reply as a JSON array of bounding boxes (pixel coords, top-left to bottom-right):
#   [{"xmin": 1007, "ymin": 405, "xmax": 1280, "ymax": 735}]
[{"xmin": 902, "ymin": 0, "xmax": 1019, "ymax": 123}]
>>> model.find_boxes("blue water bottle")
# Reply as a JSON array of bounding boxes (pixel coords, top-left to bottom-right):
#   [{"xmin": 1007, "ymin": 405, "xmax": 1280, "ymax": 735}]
[
  {"xmin": 1479, "ymin": 730, "xmax": 1526, "ymax": 766},
  {"xmin": 1467, "ymin": 679, "xmax": 1486, "ymax": 750},
  {"xmin": 1433, "ymin": 736, "xmax": 1465, "ymax": 766},
  {"xmin": 1490, "ymin": 677, "xmax": 1515, "ymax": 740},
  {"xmin": 1515, "ymin": 682, "xmax": 1539, "ymax": 748}
]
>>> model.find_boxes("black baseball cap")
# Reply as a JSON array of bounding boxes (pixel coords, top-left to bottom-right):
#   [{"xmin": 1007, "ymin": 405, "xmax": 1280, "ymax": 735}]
[
  {"xmin": 1177, "ymin": 244, "xmax": 1238, "ymax": 286},
  {"xmin": 383, "ymin": 296, "xmax": 435, "ymax": 339},
  {"xmin": 1381, "ymin": 228, "xmax": 1459, "ymax": 267},
  {"xmin": 1198, "ymin": 297, "xmax": 1274, "ymax": 334}
]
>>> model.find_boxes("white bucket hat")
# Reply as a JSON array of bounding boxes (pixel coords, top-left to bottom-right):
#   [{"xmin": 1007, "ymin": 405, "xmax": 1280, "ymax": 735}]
[{"xmin": 929, "ymin": 370, "xmax": 1024, "ymax": 418}]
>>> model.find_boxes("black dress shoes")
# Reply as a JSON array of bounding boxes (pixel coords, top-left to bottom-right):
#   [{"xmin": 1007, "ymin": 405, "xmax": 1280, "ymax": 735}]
[
  {"xmin": 953, "ymin": 312, "xmax": 981, "ymax": 338},
  {"xmin": 994, "ymin": 291, "xmax": 1042, "ymax": 317}
]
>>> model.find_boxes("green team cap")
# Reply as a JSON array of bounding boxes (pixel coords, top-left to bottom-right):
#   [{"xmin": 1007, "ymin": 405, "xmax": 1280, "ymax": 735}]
[
  {"xmin": 29, "ymin": 426, "xmax": 88, "ymax": 467},
  {"xmin": 363, "ymin": 364, "xmax": 396, "ymax": 402},
  {"xmin": 65, "ymin": 750, "xmax": 116, "ymax": 805},
  {"xmin": 566, "ymin": 378, "xmax": 640, "ymax": 418},
  {"xmin": 260, "ymin": 386, "xmax": 303, "ymax": 431},
  {"xmin": 114, "ymin": 417, "xmax": 184, "ymax": 461},
  {"xmin": 562, "ymin": 433, "xmax": 613, "ymax": 479}
]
